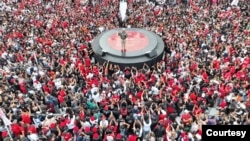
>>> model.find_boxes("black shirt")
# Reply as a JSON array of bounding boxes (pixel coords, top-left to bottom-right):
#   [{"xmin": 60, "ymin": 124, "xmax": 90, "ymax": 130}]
[
  {"xmin": 118, "ymin": 31, "xmax": 127, "ymax": 40},
  {"xmin": 154, "ymin": 124, "xmax": 165, "ymax": 137}
]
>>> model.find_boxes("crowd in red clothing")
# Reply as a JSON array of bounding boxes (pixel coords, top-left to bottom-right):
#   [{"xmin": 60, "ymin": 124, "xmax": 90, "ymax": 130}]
[{"xmin": 0, "ymin": 0, "xmax": 249, "ymax": 141}]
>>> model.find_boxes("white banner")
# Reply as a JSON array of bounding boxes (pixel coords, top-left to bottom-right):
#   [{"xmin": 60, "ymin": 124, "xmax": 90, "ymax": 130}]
[
  {"xmin": 119, "ymin": 0, "xmax": 128, "ymax": 21},
  {"xmin": 0, "ymin": 108, "xmax": 13, "ymax": 140},
  {"xmin": 0, "ymin": 109, "xmax": 11, "ymax": 127},
  {"xmin": 231, "ymin": 0, "xmax": 239, "ymax": 6}
]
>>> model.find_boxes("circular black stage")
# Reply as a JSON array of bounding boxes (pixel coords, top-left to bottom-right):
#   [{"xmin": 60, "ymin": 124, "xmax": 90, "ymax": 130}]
[{"xmin": 91, "ymin": 28, "xmax": 165, "ymax": 69}]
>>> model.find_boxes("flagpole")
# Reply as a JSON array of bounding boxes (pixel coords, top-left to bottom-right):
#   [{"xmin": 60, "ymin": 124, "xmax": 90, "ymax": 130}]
[
  {"xmin": 0, "ymin": 109, "xmax": 13, "ymax": 140},
  {"xmin": 5, "ymin": 125, "xmax": 13, "ymax": 140}
]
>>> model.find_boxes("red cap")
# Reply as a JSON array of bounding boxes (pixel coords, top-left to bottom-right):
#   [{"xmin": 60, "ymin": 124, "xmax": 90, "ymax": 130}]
[
  {"xmin": 104, "ymin": 105, "xmax": 109, "ymax": 110},
  {"xmin": 42, "ymin": 127, "xmax": 49, "ymax": 135},
  {"xmin": 50, "ymin": 123, "xmax": 56, "ymax": 129},
  {"xmin": 102, "ymin": 77, "xmax": 107, "ymax": 81},
  {"xmin": 181, "ymin": 132, "xmax": 187, "ymax": 137},
  {"xmin": 1, "ymin": 131, "xmax": 8, "ymax": 138},
  {"xmin": 84, "ymin": 127, "xmax": 90, "ymax": 132},
  {"xmin": 90, "ymin": 116, "xmax": 95, "ymax": 121},
  {"xmin": 116, "ymin": 133, "xmax": 122, "ymax": 139},
  {"xmin": 159, "ymin": 114, "xmax": 166, "ymax": 120},
  {"xmin": 92, "ymin": 127, "xmax": 98, "ymax": 133},
  {"xmin": 64, "ymin": 132, "xmax": 72, "ymax": 140},
  {"xmin": 93, "ymin": 133, "xmax": 99, "ymax": 139},
  {"xmin": 202, "ymin": 87, "xmax": 207, "ymax": 92},
  {"xmin": 73, "ymin": 126, "xmax": 79, "ymax": 133}
]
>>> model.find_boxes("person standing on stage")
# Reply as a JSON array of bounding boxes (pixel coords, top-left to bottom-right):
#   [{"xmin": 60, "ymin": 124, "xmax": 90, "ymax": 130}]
[{"xmin": 118, "ymin": 28, "xmax": 128, "ymax": 52}]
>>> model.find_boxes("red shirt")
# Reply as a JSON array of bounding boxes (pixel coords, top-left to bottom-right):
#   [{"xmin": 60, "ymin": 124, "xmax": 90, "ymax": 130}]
[
  {"xmin": 58, "ymin": 95, "xmax": 64, "ymax": 103},
  {"xmin": 202, "ymin": 71, "xmax": 209, "ymax": 82},
  {"xmin": 22, "ymin": 113, "xmax": 31, "ymax": 124},
  {"xmin": 28, "ymin": 125, "xmax": 37, "ymax": 134},
  {"xmin": 112, "ymin": 94, "xmax": 120, "ymax": 102},
  {"xmin": 137, "ymin": 91, "xmax": 143, "ymax": 99},
  {"xmin": 193, "ymin": 107, "xmax": 202, "ymax": 116},
  {"xmin": 59, "ymin": 89, "xmax": 66, "ymax": 97},
  {"xmin": 189, "ymin": 93, "xmax": 197, "ymax": 101},
  {"xmin": 189, "ymin": 62, "xmax": 198, "ymax": 72},
  {"xmin": 181, "ymin": 113, "xmax": 192, "ymax": 123},
  {"xmin": 92, "ymin": 67, "xmax": 99, "ymax": 76},
  {"xmin": 128, "ymin": 134, "xmax": 137, "ymax": 141},
  {"xmin": 59, "ymin": 59, "xmax": 67, "ymax": 66},
  {"xmin": 220, "ymin": 100, "xmax": 227, "ymax": 109},
  {"xmin": 212, "ymin": 60, "xmax": 220, "ymax": 70},
  {"xmin": 60, "ymin": 119, "xmax": 67, "ymax": 128},
  {"xmin": 85, "ymin": 58, "xmax": 91, "ymax": 67},
  {"xmin": 19, "ymin": 82, "xmax": 27, "ymax": 94},
  {"xmin": 160, "ymin": 119, "xmax": 172, "ymax": 128},
  {"xmin": 47, "ymin": 79, "xmax": 55, "ymax": 87},
  {"xmin": 61, "ymin": 21, "xmax": 69, "ymax": 28},
  {"xmin": 166, "ymin": 106, "xmax": 174, "ymax": 114},
  {"xmin": 19, "ymin": 125, "xmax": 25, "ymax": 135},
  {"xmin": 62, "ymin": 132, "xmax": 72, "ymax": 141},
  {"xmin": 42, "ymin": 84, "xmax": 51, "ymax": 93},
  {"xmin": 11, "ymin": 123, "xmax": 21, "ymax": 136},
  {"xmin": 79, "ymin": 111, "xmax": 85, "ymax": 121},
  {"xmin": 129, "ymin": 94, "xmax": 137, "ymax": 104}
]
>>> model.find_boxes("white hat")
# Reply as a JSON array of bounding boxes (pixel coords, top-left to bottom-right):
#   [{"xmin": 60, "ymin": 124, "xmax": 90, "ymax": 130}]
[
  {"xmin": 196, "ymin": 134, "xmax": 201, "ymax": 140},
  {"xmin": 18, "ymin": 93, "xmax": 23, "ymax": 98},
  {"xmin": 240, "ymin": 103, "xmax": 246, "ymax": 109},
  {"xmin": 201, "ymin": 93, "xmax": 206, "ymax": 98}
]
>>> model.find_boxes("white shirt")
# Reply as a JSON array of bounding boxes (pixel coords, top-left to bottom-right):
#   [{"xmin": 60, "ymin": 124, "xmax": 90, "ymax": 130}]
[
  {"xmin": 136, "ymin": 128, "xmax": 143, "ymax": 137},
  {"xmin": 143, "ymin": 118, "xmax": 152, "ymax": 132},
  {"xmin": 38, "ymin": 70, "xmax": 45, "ymax": 76},
  {"xmin": 27, "ymin": 133, "xmax": 39, "ymax": 141},
  {"xmin": 86, "ymin": 72, "xmax": 94, "ymax": 79},
  {"xmin": 33, "ymin": 118, "xmax": 42, "ymax": 128},
  {"xmin": 102, "ymin": 82, "xmax": 109, "ymax": 89},
  {"xmin": 151, "ymin": 86, "xmax": 159, "ymax": 95},
  {"xmin": 91, "ymin": 87, "xmax": 98, "ymax": 94},
  {"xmin": 106, "ymin": 135, "xmax": 114, "ymax": 141},
  {"xmin": 33, "ymin": 81, "xmax": 42, "ymax": 91},
  {"xmin": 100, "ymin": 120, "xmax": 108, "ymax": 128},
  {"xmin": 82, "ymin": 121, "xmax": 91, "ymax": 128},
  {"xmin": 54, "ymin": 78, "xmax": 63, "ymax": 89},
  {"xmin": 160, "ymin": 109, "xmax": 166, "ymax": 115},
  {"xmin": 92, "ymin": 93, "xmax": 102, "ymax": 103},
  {"xmin": 26, "ymin": 66, "xmax": 32, "ymax": 75},
  {"xmin": 67, "ymin": 115, "xmax": 75, "ymax": 129},
  {"xmin": 190, "ymin": 122, "xmax": 198, "ymax": 133},
  {"xmin": 1, "ymin": 52, "xmax": 7, "ymax": 59}
]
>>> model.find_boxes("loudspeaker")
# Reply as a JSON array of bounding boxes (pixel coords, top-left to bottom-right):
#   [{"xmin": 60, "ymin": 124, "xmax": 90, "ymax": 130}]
[{"xmin": 145, "ymin": 50, "xmax": 157, "ymax": 58}]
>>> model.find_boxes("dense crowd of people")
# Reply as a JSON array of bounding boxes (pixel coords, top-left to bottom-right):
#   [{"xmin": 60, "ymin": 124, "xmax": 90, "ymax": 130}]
[{"xmin": 0, "ymin": 0, "xmax": 249, "ymax": 141}]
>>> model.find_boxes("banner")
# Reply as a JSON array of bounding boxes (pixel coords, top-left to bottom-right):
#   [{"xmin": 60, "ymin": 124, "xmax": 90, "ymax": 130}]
[
  {"xmin": 0, "ymin": 108, "xmax": 13, "ymax": 140},
  {"xmin": 0, "ymin": 109, "xmax": 11, "ymax": 127},
  {"xmin": 202, "ymin": 125, "xmax": 250, "ymax": 141},
  {"xmin": 231, "ymin": 0, "xmax": 239, "ymax": 6},
  {"xmin": 119, "ymin": 0, "xmax": 127, "ymax": 21}
]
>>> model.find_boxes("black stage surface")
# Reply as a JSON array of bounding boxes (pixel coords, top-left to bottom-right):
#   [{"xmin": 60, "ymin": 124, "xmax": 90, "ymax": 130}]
[{"xmin": 91, "ymin": 28, "xmax": 165, "ymax": 69}]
